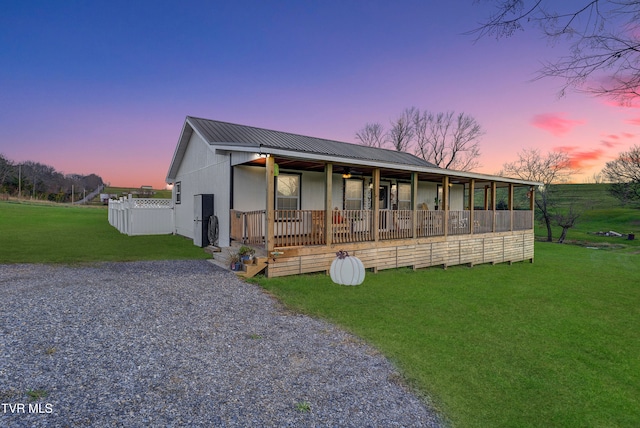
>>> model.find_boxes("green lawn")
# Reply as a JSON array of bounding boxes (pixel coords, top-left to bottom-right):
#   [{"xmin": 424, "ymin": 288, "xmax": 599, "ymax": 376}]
[
  {"xmin": 0, "ymin": 201, "xmax": 209, "ymax": 263},
  {"xmin": 3, "ymin": 194, "xmax": 639, "ymax": 427},
  {"xmin": 253, "ymin": 244, "xmax": 640, "ymax": 427}
]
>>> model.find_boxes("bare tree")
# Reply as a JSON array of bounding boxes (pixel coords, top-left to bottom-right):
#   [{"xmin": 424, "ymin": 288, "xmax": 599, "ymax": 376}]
[
  {"xmin": 355, "ymin": 123, "xmax": 386, "ymax": 148},
  {"xmin": 0, "ymin": 153, "xmax": 13, "ymax": 190},
  {"xmin": 471, "ymin": 1, "xmax": 640, "ymax": 103},
  {"xmin": 414, "ymin": 111, "xmax": 484, "ymax": 170},
  {"xmin": 601, "ymin": 144, "xmax": 640, "ymax": 204},
  {"xmin": 387, "ymin": 107, "xmax": 417, "ymax": 152},
  {"xmin": 554, "ymin": 205, "xmax": 582, "ymax": 243},
  {"xmin": 500, "ymin": 148, "xmax": 572, "ymax": 241}
]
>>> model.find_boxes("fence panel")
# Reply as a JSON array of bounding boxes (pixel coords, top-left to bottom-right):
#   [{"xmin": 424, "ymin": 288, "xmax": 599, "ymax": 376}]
[{"xmin": 108, "ymin": 197, "xmax": 174, "ymax": 236}]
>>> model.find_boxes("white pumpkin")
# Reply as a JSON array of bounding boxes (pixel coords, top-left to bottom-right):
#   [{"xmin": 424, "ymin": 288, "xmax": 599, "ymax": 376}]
[{"xmin": 330, "ymin": 250, "xmax": 365, "ymax": 286}]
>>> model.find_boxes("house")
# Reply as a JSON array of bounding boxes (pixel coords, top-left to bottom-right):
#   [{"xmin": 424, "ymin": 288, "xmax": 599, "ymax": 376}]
[{"xmin": 166, "ymin": 116, "xmax": 540, "ymax": 277}]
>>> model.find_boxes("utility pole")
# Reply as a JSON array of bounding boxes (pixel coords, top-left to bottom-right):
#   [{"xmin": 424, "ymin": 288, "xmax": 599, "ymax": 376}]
[{"xmin": 18, "ymin": 164, "xmax": 21, "ymax": 200}]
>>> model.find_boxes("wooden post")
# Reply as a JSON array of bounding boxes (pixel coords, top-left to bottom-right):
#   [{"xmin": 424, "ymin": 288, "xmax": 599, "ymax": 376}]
[
  {"xmin": 530, "ymin": 185, "xmax": 536, "ymax": 238},
  {"xmin": 469, "ymin": 179, "xmax": 475, "ymax": 235},
  {"xmin": 508, "ymin": 183, "xmax": 514, "ymax": 231},
  {"xmin": 484, "ymin": 185, "xmax": 489, "ymax": 210},
  {"xmin": 412, "ymin": 172, "xmax": 418, "ymax": 239},
  {"xmin": 491, "ymin": 181, "xmax": 497, "ymax": 233},
  {"xmin": 372, "ymin": 169, "xmax": 380, "ymax": 243},
  {"xmin": 443, "ymin": 176, "xmax": 449, "ymax": 237},
  {"xmin": 325, "ymin": 163, "xmax": 333, "ymax": 247},
  {"xmin": 265, "ymin": 156, "xmax": 275, "ymax": 253}
]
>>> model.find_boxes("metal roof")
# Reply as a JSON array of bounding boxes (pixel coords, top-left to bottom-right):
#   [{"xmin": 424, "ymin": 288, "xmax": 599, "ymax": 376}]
[
  {"xmin": 167, "ymin": 116, "xmax": 541, "ymax": 187},
  {"xmin": 187, "ymin": 116, "xmax": 437, "ymax": 168}
]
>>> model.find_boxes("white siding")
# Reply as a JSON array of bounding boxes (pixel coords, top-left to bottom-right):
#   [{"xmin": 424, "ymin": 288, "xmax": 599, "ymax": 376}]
[
  {"xmin": 233, "ymin": 166, "xmax": 327, "ymax": 211},
  {"xmin": 172, "ymin": 132, "xmax": 231, "ymax": 246},
  {"xmin": 417, "ymin": 182, "xmax": 438, "ymax": 209},
  {"xmin": 233, "ymin": 165, "xmax": 265, "ymax": 211}
]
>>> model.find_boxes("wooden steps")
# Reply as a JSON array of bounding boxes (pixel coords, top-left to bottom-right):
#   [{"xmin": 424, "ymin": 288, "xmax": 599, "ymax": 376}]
[
  {"xmin": 208, "ymin": 244, "xmax": 268, "ymax": 278},
  {"xmin": 237, "ymin": 257, "xmax": 268, "ymax": 278}
]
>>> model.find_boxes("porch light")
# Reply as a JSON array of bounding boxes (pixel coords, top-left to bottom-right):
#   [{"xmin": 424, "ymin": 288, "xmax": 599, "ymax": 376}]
[
  {"xmin": 342, "ymin": 167, "xmax": 352, "ymax": 179},
  {"xmin": 259, "ymin": 153, "xmax": 271, "ymax": 158}
]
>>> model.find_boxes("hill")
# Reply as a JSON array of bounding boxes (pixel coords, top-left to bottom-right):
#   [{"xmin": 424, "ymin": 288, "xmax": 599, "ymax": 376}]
[{"xmin": 539, "ymin": 183, "xmax": 639, "ymax": 249}]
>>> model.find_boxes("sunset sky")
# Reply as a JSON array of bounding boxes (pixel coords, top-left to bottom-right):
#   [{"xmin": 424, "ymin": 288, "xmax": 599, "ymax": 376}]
[{"xmin": 2, "ymin": 0, "xmax": 638, "ymax": 189}]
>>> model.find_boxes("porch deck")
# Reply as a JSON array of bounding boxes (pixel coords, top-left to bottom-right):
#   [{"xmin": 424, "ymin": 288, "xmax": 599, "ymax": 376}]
[{"xmin": 230, "ymin": 208, "xmax": 534, "ymax": 277}]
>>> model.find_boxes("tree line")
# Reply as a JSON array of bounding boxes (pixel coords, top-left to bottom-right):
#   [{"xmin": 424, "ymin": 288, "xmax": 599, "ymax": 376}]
[{"xmin": 0, "ymin": 154, "xmax": 104, "ymax": 203}]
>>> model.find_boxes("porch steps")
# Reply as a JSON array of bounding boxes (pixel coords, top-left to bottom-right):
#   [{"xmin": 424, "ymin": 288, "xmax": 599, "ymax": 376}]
[
  {"xmin": 207, "ymin": 243, "xmax": 268, "ymax": 277},
  {"xmin": 237, "ymin": 257, "xmax": 268, "ymax": 278}
]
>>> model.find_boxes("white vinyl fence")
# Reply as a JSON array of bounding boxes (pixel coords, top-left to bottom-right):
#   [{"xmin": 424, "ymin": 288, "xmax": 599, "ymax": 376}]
[{"xmin": 108, "ymin": 196, "xmax": 174, "ymax": 236}]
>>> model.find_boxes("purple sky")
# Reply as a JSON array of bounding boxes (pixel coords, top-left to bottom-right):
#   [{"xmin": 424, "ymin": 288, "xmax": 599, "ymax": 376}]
[{"xmin": 1, "ymin": 0, "xmax": 638, "ymax": 188}]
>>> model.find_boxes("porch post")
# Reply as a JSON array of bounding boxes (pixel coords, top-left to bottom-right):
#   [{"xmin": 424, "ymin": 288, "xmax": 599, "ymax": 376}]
[
  {"xmin": 325, "ymin": 163, "xmax": 333, "ymax": 246},
  {"xmin": 469, "ymin": 179, "xmax": 475, "ymax": 235},
  {"xmin": 265, "ymin": 156, "xmax": 275, "ymax": 252},
  {"xmin": 529, "ymin": 186, "xmax": 535, "ymax": 229},
  {"xmin": 508, "ymin": 183, "xmax": 514, "ymax": 231},
  {"xmin": 491, "ymin": 181, "xmax": 497, "ymax": 233},
  {"xmin": 443, "ymin": 176, "xmax": 449, "ymax": 237},
  {"xmin": 484, "ymin": 185, "xmax": 489, "ymax": 210},
  {"xmin": 372, "ymin": 168, "xmax": 380, "ymax": 242},
  {"xmin": 412, "ymin": 172, "xmax": 418, "ymax": 239}
]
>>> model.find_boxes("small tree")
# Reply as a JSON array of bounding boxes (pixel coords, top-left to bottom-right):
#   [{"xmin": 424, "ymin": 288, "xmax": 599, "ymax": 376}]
[
  {"xmin": 554, "ymin": 205, "xmax": 581, "ymax": 244},
  {"xmin": 500, "ymin": 148, "xmax": 572, "ymax": 242},
  {"xmin": 601, "ymin": 144, "xmax": 640, "ymax": 205}
]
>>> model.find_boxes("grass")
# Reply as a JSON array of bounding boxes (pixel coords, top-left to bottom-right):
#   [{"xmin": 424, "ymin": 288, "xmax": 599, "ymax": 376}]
[
  {"xmin": 103, "ymin": 186, "xmax": 172, "ymax": 199},
  {"xmin": 26, "ymin": 389, "xmax": 48, "ymax": 402},
  {"xmin": 529, "ymin": 183, "xmax": 640, "ymax": 252},
  {"xmin": 253, "ymin": 244, "xmax": 640, "ymax": 427},
  {"xmin": 2, "ymin": 186, "xmax": 639, "ymax": 426},
  {"xmin": 295, "ymin": 401, "xmax": 311, "ymax": 412},
  {"xmin": 0, "ymin": 201, "xmax": 209, "ymax": 263}
]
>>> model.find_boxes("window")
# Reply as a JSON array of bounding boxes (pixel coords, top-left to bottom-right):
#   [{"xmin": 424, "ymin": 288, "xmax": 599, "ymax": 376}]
[
  {"xmin": 276, "ymin": 173, "xmax": 300, "ymax": 211},
  {"xmin": 175, "ymin": 182, "xmax": 181, "ymax": 204},
  {"xmin": 397, "ymin": 182, "xmax": 411, "ymax": 210},
  {"xmin": 345, "ymin": 179, "xmax": 363, "ymax": 210}
]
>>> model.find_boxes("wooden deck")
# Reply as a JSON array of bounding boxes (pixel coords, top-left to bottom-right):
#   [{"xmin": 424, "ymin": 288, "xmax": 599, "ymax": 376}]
[
  {"xmin": 229, "ymin": 208, "xmax": 535, "ymax": 278},
  {"xmin": 265, "ymin": 230, "xmax": 534, "ymax": 277}
]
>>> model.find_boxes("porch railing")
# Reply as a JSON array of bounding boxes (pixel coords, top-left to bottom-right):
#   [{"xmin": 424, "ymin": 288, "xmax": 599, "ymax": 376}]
[
  {"xmin": 230, "ymin": 208, "xmax": 533, "ymax": 248},
  {"xmin": 230, "ymin": 209, "xmax": 266, "ymax": 245}
]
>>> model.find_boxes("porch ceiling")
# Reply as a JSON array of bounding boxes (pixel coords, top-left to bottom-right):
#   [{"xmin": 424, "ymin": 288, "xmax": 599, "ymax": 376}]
[{"xmin": 245, "ymin": 157, "xmax": 524, "ymax": 188}]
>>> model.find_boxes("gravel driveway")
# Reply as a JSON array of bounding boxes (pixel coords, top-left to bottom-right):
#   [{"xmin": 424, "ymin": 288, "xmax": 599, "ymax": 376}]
[{"xmin": 0, "ymin": 260, "xmax": 442, "ymax": 427}]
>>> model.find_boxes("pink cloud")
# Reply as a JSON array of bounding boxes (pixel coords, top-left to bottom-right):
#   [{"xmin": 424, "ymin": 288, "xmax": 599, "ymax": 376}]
[
  {"xmin": 600, "ymin": 132, "xmax": 635, "ymax": 148},
  {"xmin": 531, "ymin": 113, "xmax": 586, "ymax": 136},
  {"xmin": 554, "ymin": 145, "xmax": 606, "ymax": 169},
  {"xmin": 626, "ymin": 117, "xmax": 640, "ymax": 125}
]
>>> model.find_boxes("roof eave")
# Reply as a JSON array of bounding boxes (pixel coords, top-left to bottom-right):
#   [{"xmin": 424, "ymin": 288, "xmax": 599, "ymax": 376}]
[{"xmin": 214, "ymin": 145, "xmax": 541, "ymax": 186}]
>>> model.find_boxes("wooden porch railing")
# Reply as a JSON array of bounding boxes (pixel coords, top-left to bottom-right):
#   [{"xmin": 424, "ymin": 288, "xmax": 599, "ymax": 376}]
[
  {"xmin": 513, "ymin": 210, "xmax": 533, "ymax": 231},
  {"xmin": 417, "ymin": 210, "xmax": 445, "ymax": 237},
  {"xmin": 448, "ymin": 211, "xmax": 470, "ymax": 235},
  {"xmin": 378, "ymin": 210, "xmax": 413, "ymax": 240},
  {"xmin": 230, "ymin": 209, "xmax": 266, "ymax": 245},
  {"xmin": 230, "ymin": 209, "xmax": 534, "ymax": 248}
]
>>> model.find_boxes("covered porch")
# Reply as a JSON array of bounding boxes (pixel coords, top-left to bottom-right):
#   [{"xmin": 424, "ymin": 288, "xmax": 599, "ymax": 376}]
[{"xmin": 229, "ymin": 155, "xmax": 537, "ymax": 277}]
